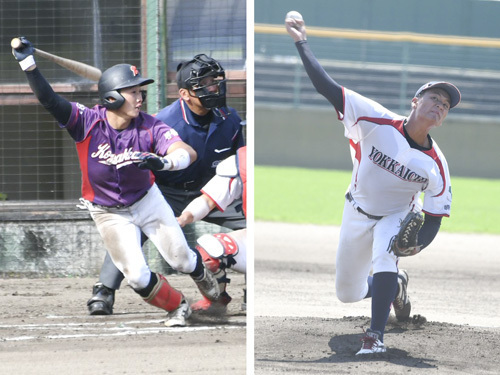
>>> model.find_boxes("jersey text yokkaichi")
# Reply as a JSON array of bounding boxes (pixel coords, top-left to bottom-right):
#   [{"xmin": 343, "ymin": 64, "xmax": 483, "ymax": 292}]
[{"xmin": 368, "ymin": 146, "xmax": 428, "ymax": 184}]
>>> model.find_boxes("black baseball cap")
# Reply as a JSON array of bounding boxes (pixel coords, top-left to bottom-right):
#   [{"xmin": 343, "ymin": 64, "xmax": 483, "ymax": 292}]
[
  {"xmin": 414, "ymin": 81, "xmax": 461, "ymax": 109},
  {"xmin": 175, "ymin": 54, "xmax": 224, "ymax": 89},
  {"xmin": 176, "ymin": 60, "xmax": 194, "ymax": 89}
]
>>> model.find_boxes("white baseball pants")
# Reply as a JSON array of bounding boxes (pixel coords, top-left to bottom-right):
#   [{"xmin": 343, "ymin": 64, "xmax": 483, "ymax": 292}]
[
  {"xmin": 87, "ymin": 184, "xmax": 197, "ymax": 290},
  {"xmin": 335, "ymin": 199, "xmax": 408, "ymax": 303}
]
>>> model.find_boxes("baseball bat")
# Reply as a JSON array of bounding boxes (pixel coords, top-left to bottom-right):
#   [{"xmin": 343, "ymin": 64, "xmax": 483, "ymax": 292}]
[{"xmin": 11, "ymin": 37, "xmax": 102, "ymax": 81}]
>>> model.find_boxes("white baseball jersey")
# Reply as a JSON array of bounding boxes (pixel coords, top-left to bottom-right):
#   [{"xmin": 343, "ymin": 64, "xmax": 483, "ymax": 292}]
[
  {"xmin": 200, "ymin": 155, "xmax": 243, "ymax": 212},
  {"xmin": 339, "ymin": 88, "xmax": 452, "ymax": 217}
]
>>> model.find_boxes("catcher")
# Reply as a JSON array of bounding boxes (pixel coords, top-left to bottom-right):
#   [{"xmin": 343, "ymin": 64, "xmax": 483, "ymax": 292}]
[
  {"xmin": 285, "ymin": 13, "xmax": 459, "ymax": 355},
  {"xmin": 177, "ymin": 146, "xmax": 247, "ymax": 313}
]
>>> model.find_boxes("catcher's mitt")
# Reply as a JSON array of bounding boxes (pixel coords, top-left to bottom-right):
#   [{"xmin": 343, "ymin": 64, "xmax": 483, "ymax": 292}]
[{"xmin": 389, "ymin": 211, "xmax": 424, "ymax": 257}]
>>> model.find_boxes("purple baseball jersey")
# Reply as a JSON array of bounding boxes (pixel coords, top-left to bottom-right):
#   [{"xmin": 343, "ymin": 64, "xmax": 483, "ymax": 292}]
[{"xmin": 61, "ymin": 103, "xmax": 182, "ymax": 207}]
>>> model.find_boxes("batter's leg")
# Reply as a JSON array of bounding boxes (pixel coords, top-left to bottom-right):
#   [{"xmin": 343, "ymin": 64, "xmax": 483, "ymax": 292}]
[
  {"xmin": 138, "ymin": 185, "xmax": 220, "ymax": 301},
  {"xmin": 134, "ymin": 272, "xmax": 191, "ymax": 327},
  {"xmin": 88, "ymin": 205, "xmax": 155, "ymax": 315},
  {"xmin": 136, "ymin": 272, "xmax": 183, "ymax": 311},
  {"xmin": 156, "ymin": 184, "xmax": 194, "ymax": 216}
]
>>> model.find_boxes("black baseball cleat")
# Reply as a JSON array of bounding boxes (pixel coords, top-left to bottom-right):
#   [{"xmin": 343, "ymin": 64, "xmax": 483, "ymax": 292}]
[
  {"xmin": 87, "ymin": 283, "xmax": 115, "ymax": 315},
  {"xmin": 393, "ymin": 269, "xmax": 411, "ymax": 321}
]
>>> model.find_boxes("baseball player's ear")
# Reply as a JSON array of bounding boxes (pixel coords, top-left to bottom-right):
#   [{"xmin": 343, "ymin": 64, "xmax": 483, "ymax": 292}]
[
  {"xmin": 179, "ymin": 88, "xmax": 191, "ymax": 101},
  {"xmin": 411, "ymin": 97, "xmax": 418, "ymax": 109}
]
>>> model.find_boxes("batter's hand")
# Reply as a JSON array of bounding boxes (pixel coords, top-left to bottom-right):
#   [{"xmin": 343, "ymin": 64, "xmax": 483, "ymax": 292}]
[
  {"xmin": 12, "ymin": 36, "xmax": 36, "ymax": 71},
  {"xmin": 132, "ymin": 152, "xmax": 169, "ymax": 171},
  {"xmin": 285, "ymin": 14, "xmax": 307, "ymax": 42}
]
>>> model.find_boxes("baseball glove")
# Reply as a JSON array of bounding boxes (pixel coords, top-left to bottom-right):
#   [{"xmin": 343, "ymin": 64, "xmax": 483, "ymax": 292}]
[{"xmin": 389, "ymin": 211, "xmax": 424, "ymax": 257}]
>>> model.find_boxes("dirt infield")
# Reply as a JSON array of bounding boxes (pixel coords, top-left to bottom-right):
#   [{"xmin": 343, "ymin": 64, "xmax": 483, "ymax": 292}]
[
  {"xmin": 254, "ymin": 221, "xmax": 500, "ymax": 375},
  {"xmin": 0, "ymin": 273, "xmax": 246, "ymax": 374},
  {"xmin": 2, "ymin": 221, "xmax": 499, "ymax": 374}
]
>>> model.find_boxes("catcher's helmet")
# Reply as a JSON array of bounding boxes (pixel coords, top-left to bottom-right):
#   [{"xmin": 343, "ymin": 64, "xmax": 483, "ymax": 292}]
[
  {"xmin": 176, "ymin": 54, "xmax": 229, "ymax": 117},
  {"xmin": 98, "ymin": 64, "xmax": 154, "ymax": 110}
]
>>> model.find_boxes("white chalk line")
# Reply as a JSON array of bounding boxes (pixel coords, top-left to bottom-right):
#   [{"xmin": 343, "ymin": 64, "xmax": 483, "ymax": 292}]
[
  {"xmin": 0, "ymin": 315, "xmax": 246, "ymax": 342},
  {"xmin": 0, "ymin": 319, "xmax": 165, "ymax": 329},
  {"xmin": 1, "ymin": 326, "xmax": 243, "ymax": 342},
  {"xmin": 46, "ymin": 312, "xmax": 166, "ymax": 320}
]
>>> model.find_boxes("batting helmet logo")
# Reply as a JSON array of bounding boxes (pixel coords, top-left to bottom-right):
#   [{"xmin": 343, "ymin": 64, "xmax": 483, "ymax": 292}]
[
  {"xmin": 98, "ymin": 64, "xmax": 154, "ymax": 110},
  {"xmin": 130, "ymin": 65, "xmax": 139, "ymax": 76}
]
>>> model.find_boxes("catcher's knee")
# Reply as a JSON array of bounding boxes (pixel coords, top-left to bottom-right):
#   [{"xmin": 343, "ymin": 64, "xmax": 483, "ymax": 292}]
[
  {"xmin": 196, "ymin": 232, "xmax": 243, "ymax": 273},
  {"xmin": 196, "ymin": 233, "xmax": 241, "ymax": 292}
]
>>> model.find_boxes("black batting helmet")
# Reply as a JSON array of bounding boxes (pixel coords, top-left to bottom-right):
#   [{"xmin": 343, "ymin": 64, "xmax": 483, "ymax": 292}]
[
  {"xmin": 176, "ymin": 54, "xmax": 229, "ymax": 116},
  {"xmin": 98, "ymin": 64, "xmax": 154, "ymax": 110}
]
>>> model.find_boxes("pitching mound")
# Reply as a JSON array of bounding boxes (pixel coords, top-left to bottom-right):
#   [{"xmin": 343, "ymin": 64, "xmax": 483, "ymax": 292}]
[{"xmin": 255, "ymin": 315, "xmax": 500, "ymax": 374}]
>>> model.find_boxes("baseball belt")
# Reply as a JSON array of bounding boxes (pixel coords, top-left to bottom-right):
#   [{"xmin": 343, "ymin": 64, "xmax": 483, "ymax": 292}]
[{"xmin": 345, "ymin": 192, "xmax": 384, "ymax": 221}]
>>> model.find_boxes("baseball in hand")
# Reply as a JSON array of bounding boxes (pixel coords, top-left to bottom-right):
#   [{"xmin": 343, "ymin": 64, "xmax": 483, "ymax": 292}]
[
  {"xmin": 11, "ymin": 37, "xmax": 22, "ymax": 50},
  {"xmin": 286, "ymin": 11, "xmax": 303, "ymax": 21}
]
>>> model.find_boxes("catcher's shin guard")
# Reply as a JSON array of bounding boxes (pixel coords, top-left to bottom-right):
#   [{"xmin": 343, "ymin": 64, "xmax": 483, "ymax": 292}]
[
  {"xmin": 195, "ymin": 238, "xmax": 231, "ymax": 294},
  {"xmin": 142, "ymin": 273, "xmax": 183, "ymax": 312},
  {"xmin": 191, "ymin": 234, "xmax": 238, "ymax": 311}
]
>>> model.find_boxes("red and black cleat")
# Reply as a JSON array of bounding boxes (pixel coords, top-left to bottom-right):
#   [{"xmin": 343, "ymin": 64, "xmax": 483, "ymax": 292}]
[{"xmin": 191, "ymin": 291, "xmax": 232, "ymax": 314}]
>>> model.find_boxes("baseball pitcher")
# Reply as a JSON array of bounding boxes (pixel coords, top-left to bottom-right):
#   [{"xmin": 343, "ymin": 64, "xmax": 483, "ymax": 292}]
[{"xmin": 285, "ymin": 13, "xmax": 460, "ymax": 354}]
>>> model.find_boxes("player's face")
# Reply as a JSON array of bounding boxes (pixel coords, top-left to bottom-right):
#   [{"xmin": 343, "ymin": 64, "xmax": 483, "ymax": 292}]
[
  {"xmin": 180, "ymin": 88, "xmax": 211, "ymax": 116},
  {"xmin": 415, "ymin": 89, "xmax": 451, "ymax": 126},
  {"xmin": 193, "ymin": 76, "xmax": 221, "ymax": 94},
  {"xmin": 118, "ymin": 85, "xmax": 146, "ymax": 118}
]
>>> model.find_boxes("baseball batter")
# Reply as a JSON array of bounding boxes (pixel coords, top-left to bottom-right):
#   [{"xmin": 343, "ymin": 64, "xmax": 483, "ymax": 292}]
[
  {"xmin": 177, "ymin": 146, "xmax": 247, "ymax": 312},
  {"xmin": 87, "ymin": 54, "xmax": 246, "ymax": 316},
  {"xmin": 285, "ymin": 14, "xmax": 460, "ymax": 354},
  {"xmin": 12, "ymin": 37, "xmax": 220, "ymax": 327}
]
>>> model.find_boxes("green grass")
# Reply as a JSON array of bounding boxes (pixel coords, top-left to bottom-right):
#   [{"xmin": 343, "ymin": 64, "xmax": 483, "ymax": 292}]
[{"xmin": 255, "ymin": 166, "xmax": 500, "ymax": 234}]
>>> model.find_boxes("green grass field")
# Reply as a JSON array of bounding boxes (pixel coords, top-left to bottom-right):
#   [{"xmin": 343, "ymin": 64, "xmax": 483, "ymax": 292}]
[{"xmin": 255, "ymin": 166, "xmax": 500, "ymax": 235}]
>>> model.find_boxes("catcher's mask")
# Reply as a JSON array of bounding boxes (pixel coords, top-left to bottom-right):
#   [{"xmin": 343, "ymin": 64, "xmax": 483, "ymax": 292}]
[
  {"xmin": 98, "ymin": 64, "xmax": 154, "ymax": 110},
  {"xmin": 176, "ymin": 54, "xmax": 229, "ymax": 117}
]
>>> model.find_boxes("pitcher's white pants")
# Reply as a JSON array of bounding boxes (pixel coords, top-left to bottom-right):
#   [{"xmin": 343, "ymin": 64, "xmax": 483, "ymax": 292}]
[
  {"xmin": 87, "ymin": 184, "xmax": 197, "ymax": 290},
  {"xmin": 335, "ymin": 200, "xmax": 408, "ymax": 303}
]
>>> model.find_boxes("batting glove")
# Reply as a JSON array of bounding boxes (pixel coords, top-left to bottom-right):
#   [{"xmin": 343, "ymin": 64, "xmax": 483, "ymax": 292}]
[
  {"xmin": 133, "ymin": 152, "xmax": 171, "ymax": 171},
  {"xmin": 12, "ymin": 36, "xmax": 36, "ymax": 71}
]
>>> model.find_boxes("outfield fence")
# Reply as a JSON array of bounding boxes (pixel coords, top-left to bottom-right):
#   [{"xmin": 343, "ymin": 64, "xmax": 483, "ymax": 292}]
[{"xmin": 255, "ymin": 23, "xmax": 500, "ymax": 117}]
